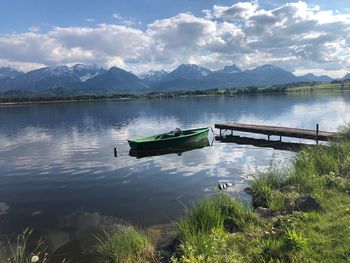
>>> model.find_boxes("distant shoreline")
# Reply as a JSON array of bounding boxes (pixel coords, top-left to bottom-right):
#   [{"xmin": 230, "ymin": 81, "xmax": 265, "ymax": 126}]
[
  {"xmin": 0, "ymin": 82, "xmax": 348, "ymax": 105},
  {"xmin": 0, "ymin": 96, "xmax": 137, "ymax": 106}
]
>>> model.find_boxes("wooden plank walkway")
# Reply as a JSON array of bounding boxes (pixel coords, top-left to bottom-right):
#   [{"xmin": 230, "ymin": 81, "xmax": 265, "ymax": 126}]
[{"xmin": 215, "ymin": 123, "xmax": 339, "ymax": 142}]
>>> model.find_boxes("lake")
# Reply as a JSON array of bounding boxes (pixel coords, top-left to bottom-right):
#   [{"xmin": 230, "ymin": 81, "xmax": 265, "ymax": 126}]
[{"xmin": 0, "ymin": 92, "xmax": 349, "ymax": 249}]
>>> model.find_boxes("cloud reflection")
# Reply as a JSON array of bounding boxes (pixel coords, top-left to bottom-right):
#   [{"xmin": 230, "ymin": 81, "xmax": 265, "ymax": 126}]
[{"xmin": 0, "ymin": 94, "xmax": 349, "ymax": 234}]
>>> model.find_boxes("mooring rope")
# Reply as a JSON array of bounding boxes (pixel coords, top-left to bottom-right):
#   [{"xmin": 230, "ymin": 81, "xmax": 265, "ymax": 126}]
[{"xmin": 209, "ymin": 126, "xmax": 218, "ymax": 136}]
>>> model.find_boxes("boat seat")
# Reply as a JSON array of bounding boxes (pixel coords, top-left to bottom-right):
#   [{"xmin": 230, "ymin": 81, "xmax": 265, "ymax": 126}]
[{"xmin": 172, "ymin": 128, "xmax": 183, "ymax": 136}]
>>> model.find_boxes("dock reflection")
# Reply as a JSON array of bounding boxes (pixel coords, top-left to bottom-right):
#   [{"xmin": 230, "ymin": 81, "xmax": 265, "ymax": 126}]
[{"xmin": 215, "ymin": 135, "xmax": 321, "ymax": 151}]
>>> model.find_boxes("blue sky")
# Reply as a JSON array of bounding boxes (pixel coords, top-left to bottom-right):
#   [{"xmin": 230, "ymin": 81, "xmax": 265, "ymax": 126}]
[
  {"xmin": 1, "ymin": 0, "xmax": 349, "ymax": 33},
  {"xmin": 0, "ymin": 0, "xmax": 349, "ymax": 77}
]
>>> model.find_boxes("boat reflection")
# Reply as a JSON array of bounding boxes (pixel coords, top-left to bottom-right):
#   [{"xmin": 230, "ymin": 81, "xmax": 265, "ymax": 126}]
[
  {"xmin": 129, "ymin": 138, "xmax": 210, "ymax": 158},
  {"xmin": 215, "ymin": 135, "xmax": 321, "ymax": 151}
]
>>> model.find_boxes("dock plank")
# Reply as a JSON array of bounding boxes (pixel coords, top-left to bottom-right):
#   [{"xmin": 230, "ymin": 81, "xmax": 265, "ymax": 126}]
[{"xmin": 215, "ymin": 123, "xmax": 339, "ymax": 141}]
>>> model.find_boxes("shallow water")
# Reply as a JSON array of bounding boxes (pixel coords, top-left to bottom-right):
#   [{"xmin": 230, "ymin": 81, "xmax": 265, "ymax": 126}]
[{"xmin": 0, "ymin": 92, "xmax": 349, "ymax": 248}]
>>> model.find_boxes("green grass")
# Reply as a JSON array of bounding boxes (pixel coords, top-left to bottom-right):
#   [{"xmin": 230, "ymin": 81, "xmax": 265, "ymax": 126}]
[
  {"xmin": 0, "ymin": 228, "xmax": 48, "ymax": 263},
  {"xmin": 172, "ymin": 194, "xmax": 257, "ymax": 262},
  {"xmin": 245, "ymin": 131, "xmax": 350, "ymax": 262},
  {"xmin": 287, "ymin": 140, "xmax": 350, "ymax": 194},
  {"xmin": 249, "ymin": 168, "xmax": 288, "ymax": 211},
  {"xmin": 172, "ymin": 124, "xmax": 350, "ymax": 262},
  {"xmin": 299, "ymin": 191, "xmax": 350, "ymax": 261},
  {"xmin": 287, "ymin": 83, "xmax": 342, "ymax": 92},
  {"xmin": 338, "ymin": 123, "xmax": 350, "ymax": 140},
  {"xmin": 256, "ymin": 190, "xmax": 350, "ymax": 262},
  {"xmin": 95, "ymin": 224, "xmax": 158, "ymax": 263},
  {"xmin": 177, "ymin": 194, "xmax": 256, "ymax": 239}
]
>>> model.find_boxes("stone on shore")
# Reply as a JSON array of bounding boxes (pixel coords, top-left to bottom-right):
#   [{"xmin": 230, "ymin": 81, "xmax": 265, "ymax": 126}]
[
  {"xmin": 295, "ymin": 195, "xmax": 323, "ymax": 212},
  {"xmin": 254, "ymin": 207, "xmax": 274, "ymax": 218}
]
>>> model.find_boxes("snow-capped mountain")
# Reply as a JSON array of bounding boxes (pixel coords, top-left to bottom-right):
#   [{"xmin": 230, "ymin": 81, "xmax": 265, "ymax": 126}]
[
  {"xmin": 0, "ymin": 63, "xmax": 335, "ymax": 95},
  {"xmin": 155, "ymin": 64, "xmax": 301, "ymax": 91},
  {"xmin": 164, "ymin": 64, "xmax": 212, "ymax": 81},
  {"xmin": 34, "ymin": 64, "xmax": 105, "ymax": 81},
  {"xmin": 82, "ymin": 66, "xmax": 149, "ymax": 92},
  {"xmin": 8, "ymin": 66, "xmax": 81, "ymax": 91},
  {"xmin": 0, "ymin": 67, "xmax": 24, "ymax": 79},
  {"xmin": 139, "ymin": 69, "xmax": 168, "ymax": 84},
  {"xmin": 72, "ymin": 64, "xmax": 106, "ymax": 82},
  {"xmin": 0, "ymin": 64, "xmax": 107, "ymax": 91},
  {"xmin": 38, "ymin": 65, "xmax": 75, "ymax": 77}
]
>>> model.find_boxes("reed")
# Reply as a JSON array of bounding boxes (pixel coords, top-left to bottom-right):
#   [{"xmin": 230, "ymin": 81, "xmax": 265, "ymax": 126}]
[{"xmin": 95, "ymin": 224, "xmax": 157, "ymax": 263}]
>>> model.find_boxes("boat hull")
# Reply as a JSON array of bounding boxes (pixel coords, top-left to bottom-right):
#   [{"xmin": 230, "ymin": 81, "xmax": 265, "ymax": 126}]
[{"xmin": 128, "ymin": 127, "xmax": 209, "ymax": 150}]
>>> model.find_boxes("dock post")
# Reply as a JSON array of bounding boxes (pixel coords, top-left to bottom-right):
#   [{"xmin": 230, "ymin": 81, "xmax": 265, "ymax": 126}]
[
  {"xmin": 279, "ymin": 135, "xmax": 282, "ymax": 142},
  {"xmin": 114, "ymin": 147, "xmax": 117, "ymax": 157},
  {"xmin": 316, "ymin": 124, "xmax": 319, "ymax": 145},
  {"xmin": 220, "ymin": 129, "xmax": 222, "ymax": 137},
  {"xmin": 268, "ymin": 134, "xmax": 270, "ymax": 141}
]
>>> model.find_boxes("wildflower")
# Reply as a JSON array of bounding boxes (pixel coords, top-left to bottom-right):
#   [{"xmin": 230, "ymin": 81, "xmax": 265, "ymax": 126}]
[{"xmin": 31, "ymin": 255, "xmax": 39, "ymax": 263}]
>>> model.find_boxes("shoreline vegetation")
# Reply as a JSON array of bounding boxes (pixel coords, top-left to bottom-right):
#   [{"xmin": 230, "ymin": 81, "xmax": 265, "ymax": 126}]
[
  {"xmin": 0, "ymin": 81, "xmax": 349, "ymax": 105},
  {"xmin": 1, "ymin": 125, "xmax": 350, "ymax": 262}
]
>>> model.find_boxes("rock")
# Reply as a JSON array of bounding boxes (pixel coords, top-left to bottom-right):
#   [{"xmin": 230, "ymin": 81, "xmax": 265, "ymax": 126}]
[
  {"xmin": 280, "ymin": 186, "xmax": 300, "ymax": 213},
  {"xmin": 254, "ymin": 207, "xmax": 274, "ymax": 218},
  {"xmin": 295, "ymin": 195, "xmax": 323, "ymax": 212},
  {"xmin": 243, "ymin": 187, "xmax": 253, "ymax": 195},
  {"xmin": 217, "ymin": 182, "xmax": 234, "ymax": 190},
  {"xmin": 223, "ymin": 218, "xmax": 239, "ymax": 233},
  {"xmin": 286, "ymin": 202, "xmax": 297, "ymax": 213},
  {"xmin": 217, "ymin": 183, "xmax": 226, "ymax": 190}
]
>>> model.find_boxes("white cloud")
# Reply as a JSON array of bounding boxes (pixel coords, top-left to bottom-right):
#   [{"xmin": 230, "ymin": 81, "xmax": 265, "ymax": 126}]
[
  {"xmin": 112, "ymin": 13, "xmax": 140, "ymax": 27},
  {"xmin": 210, "ymin": 1, "xmax": 259, "ymax": 21},
  {"xmin": 112, "ymin": 13, "xmax": 123, "ymax": 20},
  {"xmin": 0, "ymin": 24, "xmax": 150, "ymax": 69},
  {"xmin": 84, "ymin": 18, "xmax": 95, "ymax": 23},
  {"xmin": 147, "ymin": 13, "xmax": 213, "ymax": 49},
  {"xmin": 28, "ymin": 26, "xmax": 40, "ymax": 33},
  {"xmin": 0, "ymin": 1, "xmax": 349, "ymax": 77},
  {"xmin": 0, "ymin": 58, "xmax": 45, "ymax": 72},
  {"xmin": 49, "ymin": 24, "xmax": 149, "ymax": 62}
]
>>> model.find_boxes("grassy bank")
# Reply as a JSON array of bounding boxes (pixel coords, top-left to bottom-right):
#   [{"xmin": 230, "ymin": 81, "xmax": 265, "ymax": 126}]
[
  {"xmin": 95, "ymin": 224, "xmax": 158, "ymax": 263},
  {"xmin": 170, "ymin": 126, "xmax": 350, "ymax": 262},
  {"xmin": 1, "ymin": 126, "xmax": 350, "ymax": 262}
]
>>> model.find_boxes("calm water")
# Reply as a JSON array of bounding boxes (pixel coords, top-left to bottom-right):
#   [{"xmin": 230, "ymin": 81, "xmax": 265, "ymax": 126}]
[{"xmin": 0, "ymin": 92, "xmax": 350, "ymax": 248}]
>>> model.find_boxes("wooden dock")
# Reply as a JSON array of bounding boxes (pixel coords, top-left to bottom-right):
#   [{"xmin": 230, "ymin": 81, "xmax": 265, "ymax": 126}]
[{"xmin": 214, "ymin": 123, "xmax": 339, "ymax": 143}]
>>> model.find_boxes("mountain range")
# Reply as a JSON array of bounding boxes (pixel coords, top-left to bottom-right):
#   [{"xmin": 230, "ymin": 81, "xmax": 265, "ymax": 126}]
[{"xmin": 0, "ymin": 63, "xmax": 347, "ymax": 96}]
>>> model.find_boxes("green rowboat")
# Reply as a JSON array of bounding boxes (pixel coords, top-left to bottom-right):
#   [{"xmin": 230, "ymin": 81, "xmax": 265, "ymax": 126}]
[{"xmin": 128, "ymin": 127, "xmax": 210, "ymax": 150}]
